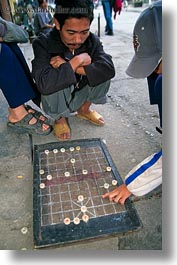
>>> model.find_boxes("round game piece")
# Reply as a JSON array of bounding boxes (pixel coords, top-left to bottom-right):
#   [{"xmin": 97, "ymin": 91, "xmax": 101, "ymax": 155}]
[
  {"xmin": 64, "ymin": 172, "xmax": 70, "ymax": 177},
  {"xmin": 82, "ymin": 214, "xmax": 89, "ymax": 223},
  {"xmin": 44, "ymin": 149, "xmax": 49, "ymax": 155},
  {"xmin": 64, "ymin": 218, "xmax": 71, "ymax": 225},
  {"xmin": 53, "ymin": 149, "xmax": 58, "ymax": 154},
  {"xmin": 78, "ymin": 195, "xmax": 84, "ymax": 202},
  {"xmin": 39, "ymin": 169, "xmax": 45, "ymax": 175},
  {"xmin": 81, "ymin": 205, "xmax": 87, "ymax": 213},
  {"xmin": 21, "ymin": 227, "xmax": 28, "ymax": 234},
  {"xmin": 69, "ymin": 147, "xmax": 75, "ymax": 152},
  {"xmin": 17, "ymin": 175, "xmax": 23, "ymax": 179},
  {"xmin": 76, "ymin": 146, "xmax": 81, "ymax": 151},
  {"xmin": 47, "ymin": 175, "xmax": 52, "ymax": 180},
  {"xmin": 82, "ymin": 169, "xmax": 88, "ymax": 175},
  {"xmin": 70, "ymin": 158, "xmax": 75, "ymax": 164},
  {"xmin": 73, "ymin": 217, "xmax": 80, "ymax": 225},
  {"xmin": 60, "ymin": 148, "xmax": 65, "ymax": 153},
  {"xmin": 39, "ymin": 183, "xmax": 45, "ymax": 189},
  {"xmin": 106, "ymin": 166, "xmax": 112, "ymax": 172},
  {"xmin": 112, "ymin": 180, "xmax": 118, "ymax": 186},
  {"xmin": 104, "ymin": 183, "xmax": 109, "ymax": 189}
]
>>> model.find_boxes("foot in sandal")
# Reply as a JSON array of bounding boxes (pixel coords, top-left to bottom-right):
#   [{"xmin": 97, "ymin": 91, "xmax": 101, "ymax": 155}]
[
  {"xmin": 7, "ymin": 113, "xmax": 52, "ymax": 135},
  {"xmin": 7, "ymin": 105, "xmax": 52, "ymax": 135},
  {"xmin": 53, "ymin": 117, "xmax": 71, "ymax": 141},
  {"xmin": 77, "ymin": 110, "xmax": 105, "ymax": 126},
  {"xmin": 76, "ymin": 102, "xmax": 104, "ymax": 126}
]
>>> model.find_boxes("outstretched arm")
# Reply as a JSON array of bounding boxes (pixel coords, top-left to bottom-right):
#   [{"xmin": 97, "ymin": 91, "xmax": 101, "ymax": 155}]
[{"xmin": 102, "ymin": 150, "xmax": 162, "ymax": 205}]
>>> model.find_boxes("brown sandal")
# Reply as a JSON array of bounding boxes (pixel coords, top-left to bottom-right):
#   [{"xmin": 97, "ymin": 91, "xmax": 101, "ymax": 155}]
[
  {"xmin": 76, "ymin": 110, "xmax": 104, "ymax": 126},
  {"xmin": 53, "ymin": 118, "xmax": 71, "ymax": 141}
]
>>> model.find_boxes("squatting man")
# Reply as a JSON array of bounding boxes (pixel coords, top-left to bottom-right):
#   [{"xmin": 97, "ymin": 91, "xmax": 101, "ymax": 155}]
[{"xmin": 32, "ymin": 0, "xmax": 115, "ymax": 141}]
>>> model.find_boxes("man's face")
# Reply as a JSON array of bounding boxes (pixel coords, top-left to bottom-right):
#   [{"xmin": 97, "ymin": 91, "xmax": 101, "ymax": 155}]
[
  {"xmin": 57, "ymin": 17, "xmax": 90, "ymax": 52},
  {"xmin": 41, "ymin": 0, "xmax": 48, "ymax": 9}
]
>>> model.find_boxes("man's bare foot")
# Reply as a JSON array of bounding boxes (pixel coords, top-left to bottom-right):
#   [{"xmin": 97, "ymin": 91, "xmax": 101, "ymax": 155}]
[{"xmin": 54, "ymin": 117, "xmax": 71, "ymax": 140}]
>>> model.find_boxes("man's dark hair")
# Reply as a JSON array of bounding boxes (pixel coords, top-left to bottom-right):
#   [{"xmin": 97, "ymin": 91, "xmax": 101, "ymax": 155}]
[{"xmin": 54, "ymin": 0, "xmax": 94, "ymax": 29}]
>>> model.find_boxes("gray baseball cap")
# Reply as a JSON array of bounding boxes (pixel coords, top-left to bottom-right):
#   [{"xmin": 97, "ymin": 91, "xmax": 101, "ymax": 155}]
[{"xmin": 126, "ymin": 0, "xmax": 162, "ymax": 78}]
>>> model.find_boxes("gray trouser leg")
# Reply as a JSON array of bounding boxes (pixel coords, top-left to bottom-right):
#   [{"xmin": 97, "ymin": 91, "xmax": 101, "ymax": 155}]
[
  {"xmin": 41, "ymin": 80, "xmax": 110, "ymax": 120},
  {"xmin": 69, "ymin": 80, "xmax": 110, "ymax": 111},
  {"xmin": 41, "ymin": 86, "xmax": 74, "ymax": 120}
]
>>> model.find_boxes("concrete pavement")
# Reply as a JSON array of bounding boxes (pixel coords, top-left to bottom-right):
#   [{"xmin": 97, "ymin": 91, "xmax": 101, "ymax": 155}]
[{"xmin": 0, "ymin": 4, "xmax": 162, "ymax": 250}]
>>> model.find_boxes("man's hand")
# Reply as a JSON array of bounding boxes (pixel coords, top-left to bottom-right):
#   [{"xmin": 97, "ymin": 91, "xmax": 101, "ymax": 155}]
[
  {"xmin": 76, "ymin": 53, "xmax": 91, "ymax": 66},
  {"xmin": 50, "ymin": 56, "xmax": 66, "ymax": 68},
  {"xmin": 0, "ymin": 37, "xmax": 3, "ymax": 42},
  {"xmin": 69, "ymin": 53, "xmax": 91, "ymax": 74},
  {"xmin": 102, "ymin": 184, "xmax": 132, "ymax": 205}
]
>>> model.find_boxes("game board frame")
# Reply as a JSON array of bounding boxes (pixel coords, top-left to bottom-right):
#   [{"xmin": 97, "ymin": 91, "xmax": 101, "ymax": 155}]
[{"xmin": 33, "ymin": 138, "xmax": 142, "ymax": 248}]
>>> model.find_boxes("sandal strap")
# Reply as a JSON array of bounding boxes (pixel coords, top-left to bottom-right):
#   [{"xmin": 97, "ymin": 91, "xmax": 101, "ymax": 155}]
[
  {"xmin": 19, "ymin": 113, "xmax": 34, "ymax": 124},
  {"xmin": 25, "ymin": 105, "xmax": 50, "ymax": 124}
]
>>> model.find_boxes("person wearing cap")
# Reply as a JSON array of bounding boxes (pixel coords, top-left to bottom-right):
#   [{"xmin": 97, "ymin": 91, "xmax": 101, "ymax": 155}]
[
  {"xmin": 102, "ymin": 0, "xmax": 162, "ymax": 205},
  {"xmin": 126, "ymin": 0, "xmax": 162, "ymax": 131},
  {"xmin": 32, "ymin": 0, "xmax": 115, "ymax": 141}
]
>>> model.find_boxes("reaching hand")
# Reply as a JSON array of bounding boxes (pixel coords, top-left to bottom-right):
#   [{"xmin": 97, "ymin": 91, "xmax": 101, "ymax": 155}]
[{"xmin": 102, "ymin": 184, "xmax": 132, "ymax": 205}]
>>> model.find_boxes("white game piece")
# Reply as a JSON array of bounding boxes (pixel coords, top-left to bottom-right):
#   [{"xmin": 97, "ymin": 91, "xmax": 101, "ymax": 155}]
[
  {"xmin": 39, "ymin": 169, "xmax": 44, "ymax": 175},
  {"xmin": 64, "ymin": 218, "xmax": 71, "ymax": 225},
  {"xmin": 39, "ymin": 183, "xmax": 45, "ymax": 189},
  {"xmin": 106, "ymin": 166, "xmax": 112, "ymax": 172},
  {"xmin": 82, "ymin": 214, "xmax": 89, "ymax": 223},
  {"xmin": 82, "ymin": 169, "xmax": 88, "ymax": 175},
  {"xmin": 60, "ymin": 148, "xmax": 65, "ymax": 153},
  {"xmin": 112, "ymin": 180, "xmax": 118, "ymax": 186},
  {"xmin": 21, "ymin": 227, "xmax": 28, "ymax": 234},
  {"xmin": 104, "ymin": 183, "xmax": 109, "ymax": 189},
  {"xmin": 47, "ymin": 175, "xmax": 52, "ymax": 180},
  {"xmin": 73, "ymin": 217, "xmax": 80, "ymax": 225},
  {"xmin": 78, "ymin": 195, "xmax": 84, "ymax": 202},
  {"xmin": 53, "ymin": 149, "xmax": 58, "ymax": 154},
  {"xmin": 69, "ymin": 147, "xmax": 75, "ymax": 152},
  {"xmin": 70, "ymin": 158, "xmax": 75, "ymax": 164},
  {"xmin": 44, "ymin": 149, "xmax": 49, "ymax": 155},
  {"xmin": 64, "ymin": 172, "xmax": 70, "ymax": 177},
  {"xmin": 81, "ymin": 205, "xmax": 87, "ymax": 213},
  {"xmin": 76, "ymin": 146, "xmax": 81, "ymax": 151}
]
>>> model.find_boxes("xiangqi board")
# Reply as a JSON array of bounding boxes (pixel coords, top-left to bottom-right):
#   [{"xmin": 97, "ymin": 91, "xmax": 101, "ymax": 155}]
[{"xmin": 33, "ymin": 138, "xmax": 142, "ymax": 248}]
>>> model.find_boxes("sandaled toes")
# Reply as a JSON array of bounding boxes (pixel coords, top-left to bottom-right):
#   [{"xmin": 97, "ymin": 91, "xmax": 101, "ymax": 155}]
[
  {"xmin": 53, "ymin": 119, "xmax": 71, "ymax": 141},
  {"xmin": 7, "ymin": 113, "xmax": 52, "ymax": 136},
  {"xmin": 76, "ymin": 110, "xmax": 104, "ymax": 126}
]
